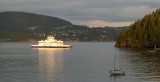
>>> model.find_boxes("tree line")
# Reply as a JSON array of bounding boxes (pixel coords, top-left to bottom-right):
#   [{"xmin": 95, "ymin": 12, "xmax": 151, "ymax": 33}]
[{"xmin": 115, "ymin": 8, "xmax": 160, "ymax": 48}]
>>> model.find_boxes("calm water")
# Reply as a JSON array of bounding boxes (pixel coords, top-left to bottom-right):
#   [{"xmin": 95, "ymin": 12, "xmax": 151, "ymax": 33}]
[{"xmin": 0, "ymin": 42, "xmax": 160, "ymax": 82}]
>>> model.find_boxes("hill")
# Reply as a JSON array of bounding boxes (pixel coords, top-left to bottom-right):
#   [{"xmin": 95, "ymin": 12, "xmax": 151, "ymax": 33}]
[
  {"xmin": 115, "ymin": 8, "xmax": 160, "ymax": 48},
  {"xmin": 0, "ymin": 11, "xmax": 126, "ymax": 42},
  {"xmin": 0, "ymin": 12, "xmax": 72, "ymax": 31}
]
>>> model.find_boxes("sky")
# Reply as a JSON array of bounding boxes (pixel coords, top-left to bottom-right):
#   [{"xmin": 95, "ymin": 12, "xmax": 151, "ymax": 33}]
[{"xmin": 0, "ymin": 0, "xmax": 159, "ymax": 27}]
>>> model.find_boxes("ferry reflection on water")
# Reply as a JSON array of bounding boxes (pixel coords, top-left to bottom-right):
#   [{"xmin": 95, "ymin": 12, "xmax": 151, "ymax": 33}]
[{"xmin": 38, "ymin": 48, "xmax": 67, "ymax": 81}]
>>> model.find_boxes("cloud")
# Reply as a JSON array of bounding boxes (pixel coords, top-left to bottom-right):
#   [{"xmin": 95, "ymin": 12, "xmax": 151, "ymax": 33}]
[
  {"xmin": 72, "ymin": 20, "xmax": 134, "ymax": 27},
  {"xmin": 0, "ymin": 0, "xmax": 159, "ymax": 27},
  {"xmin": 119, "ymin": 5, "xmax": 155, "ymax": 18}
]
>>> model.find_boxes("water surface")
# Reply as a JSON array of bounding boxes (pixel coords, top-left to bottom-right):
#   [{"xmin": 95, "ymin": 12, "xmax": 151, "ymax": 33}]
[{"xmin": 0, "ymin": 42, "xmax": 160, "ymax": 82}]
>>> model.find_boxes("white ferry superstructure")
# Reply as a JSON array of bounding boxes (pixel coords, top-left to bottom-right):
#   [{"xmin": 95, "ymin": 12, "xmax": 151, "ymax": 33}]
[{"xmin": 30, "ymin": 36, "xmax": 72, "ymax": 48}]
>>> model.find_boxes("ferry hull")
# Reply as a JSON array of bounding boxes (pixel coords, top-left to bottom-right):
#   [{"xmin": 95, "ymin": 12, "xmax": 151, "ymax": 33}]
[{"xmin": 30, "ymin": 45, "xmax": 72, "ymax": 48}]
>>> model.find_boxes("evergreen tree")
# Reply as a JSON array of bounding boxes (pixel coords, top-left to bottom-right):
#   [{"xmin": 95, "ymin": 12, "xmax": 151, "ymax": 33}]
[{"xmin": 115, "ymin": 8, "xmax": 160, "ymax": 48}]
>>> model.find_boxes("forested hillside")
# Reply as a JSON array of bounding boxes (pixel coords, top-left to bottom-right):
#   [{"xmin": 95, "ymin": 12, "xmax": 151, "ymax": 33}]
[
  {"xmin": 0, "ymin": 12, "xmax": 72, "ymax": 31},
  {"xmin": 0, "ymin": 11, "xmax": 127, "ymax": 42},
  {"xmin": 115, "ymin": 8, "xmax": 160, "ymax": 48}
]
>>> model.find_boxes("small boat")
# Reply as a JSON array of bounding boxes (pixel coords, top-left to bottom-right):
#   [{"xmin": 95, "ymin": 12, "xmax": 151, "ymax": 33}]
[
  {"xmin": 147, "ymin": 50, "xmax": 157, "ymax": 53},
  {"xmin": 109, "ymin": 69, "xmax": 125, "ymax": 76},
  {"xmin": 141, "ymin": 47, "xmax": 160, "ymax": 55},
  {"xmin": 30, "ymin": 36, "xmax": 72, "ymax": 48},
  {"xmin": 109, "ymin": 49, "xmax": 125, "ymax": 76},
  {"xmin": 146, "ymin": 45, "xmax": 160, "ymax": 53}
]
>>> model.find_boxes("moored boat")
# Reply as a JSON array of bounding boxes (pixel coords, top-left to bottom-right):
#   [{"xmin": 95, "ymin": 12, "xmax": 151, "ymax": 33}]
[
  {"xmin": 109, "ymin": 69, "xmax": 125, "ymax": 76},
  {"xmin": 109, "ymin": 49, "xmax": 125, "ymax": 76}
]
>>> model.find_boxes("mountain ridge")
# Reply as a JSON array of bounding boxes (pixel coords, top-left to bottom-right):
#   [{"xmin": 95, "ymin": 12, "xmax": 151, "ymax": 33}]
[
  {"xmin": 0, "ymin": 11, "xmax": 127, "ymax": 42},
  {"xmin": 0, "ymin": 11, "xmax": 72, "ymax": 31}
]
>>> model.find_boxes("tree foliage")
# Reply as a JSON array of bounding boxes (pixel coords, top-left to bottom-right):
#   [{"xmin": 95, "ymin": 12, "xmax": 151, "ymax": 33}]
[
  {"xmin": 0, "ymin": 11, "xmax": 127, "ymax": 42},
  {"xmin": 0, "ymin": 11, "xmax": 72, "ymax": 31},
  {"xmin": 115, "ymin": 8, "xmax": 160, "ymax": 48}
]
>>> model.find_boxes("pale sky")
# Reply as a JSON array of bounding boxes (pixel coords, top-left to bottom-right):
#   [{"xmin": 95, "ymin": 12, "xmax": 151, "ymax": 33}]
[{"xmin": 0, "ymin": 0, "xmax": 159, "ymax": 27}]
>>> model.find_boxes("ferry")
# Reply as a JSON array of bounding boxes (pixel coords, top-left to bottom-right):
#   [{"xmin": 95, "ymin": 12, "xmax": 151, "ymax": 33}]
[{"xmin": 30, "ymin": 36, "xmax": 72, "ymax": 48}]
